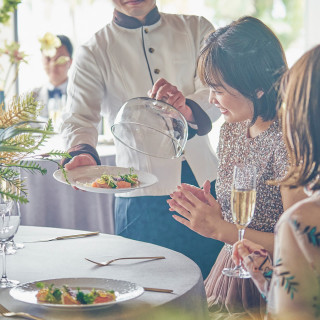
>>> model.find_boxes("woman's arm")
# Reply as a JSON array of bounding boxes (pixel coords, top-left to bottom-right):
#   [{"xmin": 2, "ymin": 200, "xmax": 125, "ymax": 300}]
[
  {"xmin": 168, "ymin": 180, "xmax": 307, "ymax": 253},
  {"xmin": 168, "ymin": 182, "xmax": 276, "ymax": 252}
]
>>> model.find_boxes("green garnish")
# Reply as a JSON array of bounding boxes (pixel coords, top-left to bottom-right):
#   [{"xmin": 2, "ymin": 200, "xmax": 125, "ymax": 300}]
[
  {"xmin": 76, "ymin": 288, "xmax": 98, "ymax": 304},
  {"xmin": 36, "ymin": 282, "xmax": 45, "ymax": 289},
  {"xmin": 101, "ymin": 174, "xmax": 117, "ymax": 188}
]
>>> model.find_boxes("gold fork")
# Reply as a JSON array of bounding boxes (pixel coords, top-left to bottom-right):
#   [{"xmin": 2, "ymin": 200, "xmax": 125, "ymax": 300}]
[
  {"xmin": 85, "ymin": 256, "xmax": 165, "ymax": 266},
  {"xmin": 85, "ymin": 257, "xmax": 166, "ymax": 267},
  {"xmin": 0, "ymin": 304, "xmax": 44, "ymax": 320}
]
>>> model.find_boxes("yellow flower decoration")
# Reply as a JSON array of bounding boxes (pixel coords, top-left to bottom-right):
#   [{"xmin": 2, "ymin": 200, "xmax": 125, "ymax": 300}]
[
  {"xmin": 54, "ymin": 56, "xmax": 70, "ymax": 65},
  {"xmin": 39, "ymin": 32, "xmax": 61, "ymax": 57}
]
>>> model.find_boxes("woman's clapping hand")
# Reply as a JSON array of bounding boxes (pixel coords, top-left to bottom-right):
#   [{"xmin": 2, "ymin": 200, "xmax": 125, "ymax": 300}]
[{"xmin": 167, "ymin": 180, "xmax": 226, "ymax": 239}]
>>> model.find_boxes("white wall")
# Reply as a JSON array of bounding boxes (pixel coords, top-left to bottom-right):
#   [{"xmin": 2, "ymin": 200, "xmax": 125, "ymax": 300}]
[{"xmin": 305, "ymin": 0, "xmax": 320, "ymax": 50}]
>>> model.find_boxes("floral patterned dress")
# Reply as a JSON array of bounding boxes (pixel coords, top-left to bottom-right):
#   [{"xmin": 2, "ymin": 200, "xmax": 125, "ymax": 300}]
[
  {"xmin": 244, "ymin": 190, "xmax": 320, "ymax": 320},
  {"xmin": 205, "ymin": 120, "xmax": 288, "ymax": 320}
]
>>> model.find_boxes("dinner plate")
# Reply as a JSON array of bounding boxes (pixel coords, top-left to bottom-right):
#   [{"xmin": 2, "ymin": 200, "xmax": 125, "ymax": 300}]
[
  {"xmin": 53, "ymin": 165, "xmax": 158, "ymax": 193},
  {"xmin": 10, "ymin": 277, "xmax": 144, "ymax": 309}
]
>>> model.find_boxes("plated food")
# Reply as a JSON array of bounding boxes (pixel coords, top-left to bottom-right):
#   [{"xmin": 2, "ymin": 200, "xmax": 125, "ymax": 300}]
[
  {"xmin": 53, "ymin": 165, "xmax": 158, "ymax": 194},
  {"xmin": 36, "ymin": 282, "xmax": 116, "ymax": 305},
  {"xmin": 10, "ymin": 278, "xmax": 145, "ymax": 309},
  {"xmin": 91, "ymin": 169, "xmax": 139, "ymax": 189}
]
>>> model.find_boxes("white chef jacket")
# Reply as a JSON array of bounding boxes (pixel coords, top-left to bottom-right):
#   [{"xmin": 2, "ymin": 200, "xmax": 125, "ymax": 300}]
[{"xmin": 61, "ymin": 8, "xmax": 220, "ymax": 197}]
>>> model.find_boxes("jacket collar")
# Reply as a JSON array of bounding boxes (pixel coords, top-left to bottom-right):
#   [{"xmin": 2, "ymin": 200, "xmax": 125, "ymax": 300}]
[{"xmin": 113, "ymin": 6, "xmax": 160, "ymax": 29}]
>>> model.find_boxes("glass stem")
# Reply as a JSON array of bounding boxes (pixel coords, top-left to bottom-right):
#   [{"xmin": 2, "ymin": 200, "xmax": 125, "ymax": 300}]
[
  {"xmin": 1, "ymin": 242, "xmax": 7, "ymax": 282},
  {"xmin": 238, "ymin": 228, "xmax": 245, "ymax": 241},
  {"xmin": 237, "ymin": 228, "xmax": 245, "ymax": 268}
]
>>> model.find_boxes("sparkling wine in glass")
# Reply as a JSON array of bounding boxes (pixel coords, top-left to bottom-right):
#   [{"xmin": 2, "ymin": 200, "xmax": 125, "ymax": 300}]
[
  {"xmin": 222, "ymin": 164, "xmax": 257, "ymax": 278},
  {"xmin": 0, "ymin": 196, "xmax": 21, "ymax": 288}
]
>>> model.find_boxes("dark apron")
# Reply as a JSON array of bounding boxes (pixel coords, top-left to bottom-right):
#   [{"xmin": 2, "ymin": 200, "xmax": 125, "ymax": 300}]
[{"xmin": 115, "ymin": 161, "xmax": 223, "ymax": 279}]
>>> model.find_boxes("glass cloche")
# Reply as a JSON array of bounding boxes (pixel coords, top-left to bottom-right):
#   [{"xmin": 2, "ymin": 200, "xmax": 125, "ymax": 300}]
[{"xmin": 111, "ymin": 97, "xmax": 188, "ymax": 159}]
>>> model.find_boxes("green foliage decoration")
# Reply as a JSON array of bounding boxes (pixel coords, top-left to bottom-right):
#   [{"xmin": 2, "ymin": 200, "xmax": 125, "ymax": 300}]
[
  {"xmin": 0, "ymin": 1, "xmax": 71, "ymax": 203},
  {"xmin": 0, "ymin": 92, "xmax": 71, "ymax": 203},
  {"xmin": 0, "ymin": 0, "xmax": 21, "ymax": 24}
]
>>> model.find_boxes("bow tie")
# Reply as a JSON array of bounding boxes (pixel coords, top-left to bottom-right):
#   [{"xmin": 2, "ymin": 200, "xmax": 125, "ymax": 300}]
[{"xmin": 48, "ymin": 88, "xmax": 62, "ymax": 99}]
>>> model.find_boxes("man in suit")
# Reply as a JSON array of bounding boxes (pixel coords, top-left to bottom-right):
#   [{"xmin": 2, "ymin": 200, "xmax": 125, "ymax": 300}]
[{"xmin": 33, "ymin": 34, "xmax": 73, "ymax": 123}]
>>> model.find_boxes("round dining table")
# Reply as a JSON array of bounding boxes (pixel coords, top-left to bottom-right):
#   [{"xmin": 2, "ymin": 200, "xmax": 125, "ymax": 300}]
[{"xmin": 0, "ymin": 226, "xmax": 210, "ymax": 320}]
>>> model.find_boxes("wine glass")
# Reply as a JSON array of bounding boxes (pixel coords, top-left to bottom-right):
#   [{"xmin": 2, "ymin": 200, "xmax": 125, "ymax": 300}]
[
  {"xmin": 3, "ymin": 239, "xmax": 24, "ymax": 255},
  {"xmin": 222, "ymin": 164, "xmax": 257, "ymax": 278},
  {"xmin": 0, "ymin": 241, "xmax": 17, "ymax": 255},
  {"xmin": 0, "ymin": 196, "xmax": 21, "ymax": 288},
  {"xmin": 11, "ymin": 239, "xmax": 24, "ymax": 250}
]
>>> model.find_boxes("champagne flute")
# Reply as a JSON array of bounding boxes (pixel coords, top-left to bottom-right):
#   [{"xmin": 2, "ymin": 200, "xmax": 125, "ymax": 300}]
[
  {"xmin": 222, "ymin": 164, "xmax": 257, "ymax": 278},
  {"xmin": 0, "ymin": 196, "xmax": 21, "ymax": 288}
]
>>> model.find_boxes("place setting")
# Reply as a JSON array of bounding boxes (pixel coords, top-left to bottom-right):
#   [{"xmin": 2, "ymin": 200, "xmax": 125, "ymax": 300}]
[
  {"xmin": 2, "ymin": 246, "xmax": 174, "ymax": 317},
  {"xmin": 1, "ymin": 212, "xmax": 174, "ymax": 317},
  {"xmin": 0, "ymin": 202, "xmax": 171, "ymax": 317},
  {"xmin": 0, "ymin": 96, "xmax": 202, "ymax": 319}
]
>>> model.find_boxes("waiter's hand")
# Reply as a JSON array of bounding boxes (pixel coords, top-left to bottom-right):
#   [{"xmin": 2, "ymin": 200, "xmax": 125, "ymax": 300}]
[
  {"xmin": 64, "ymin": 154, "xmax": 96, "ymax": 170},
  {"xmin": 148, "ymin": 78, "xmax": 195, "ymax": 123},
  {"xmin": 64, "ymin": 154, "xmax": 97, "ymax": 190}
]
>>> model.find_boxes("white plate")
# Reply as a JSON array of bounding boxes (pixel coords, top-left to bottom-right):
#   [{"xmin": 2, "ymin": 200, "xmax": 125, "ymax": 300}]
[
  {"xmin": 53, "ymin": 165, "xmax": 158, "ymax": 194},
  {"xmin": 10, "ymin": 277, "xmax": 144, "ymax": 309}
]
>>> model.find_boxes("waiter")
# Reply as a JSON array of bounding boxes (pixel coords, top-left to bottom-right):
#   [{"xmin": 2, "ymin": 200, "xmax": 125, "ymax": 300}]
[{"xmin": 60, "ymin": 0, "xmax": 223, "ymax": 278}]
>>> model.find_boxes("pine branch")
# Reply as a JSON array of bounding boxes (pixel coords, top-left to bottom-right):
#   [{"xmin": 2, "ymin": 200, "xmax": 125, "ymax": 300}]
[
  {"xmin": 0, "ymin": 169, "xmax": 28, "ymax": 203},
  {"xmin": 0, "ymin": 190, "xmax": 28, "ymax": 203},
  {"xmin": 37, "ymin": 150, "xmax": 72, "ymax": 159},
  {"xmin": 0, "ymin": 93, "xmax": 70, "ymax": 203},
  {"xmin": 6, "ymin": 161, "xmax": 47, "ymax": 175},
  {"xmin": 0, "ymin": 167, "xmax": 20, "ymax": 180},
  {"xmin": 0, "ymin": 121, "xmax": 54, "ymax": 142},
  {"xmin": 0, "ymin": 93, "xmax": 41, "ymax": 126}
]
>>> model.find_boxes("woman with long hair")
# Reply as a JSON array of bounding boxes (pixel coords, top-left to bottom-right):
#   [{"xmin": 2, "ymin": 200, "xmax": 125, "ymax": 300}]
[{"xmin": 233, "ymin": 44, "xmax": 320, "ymax": 320}]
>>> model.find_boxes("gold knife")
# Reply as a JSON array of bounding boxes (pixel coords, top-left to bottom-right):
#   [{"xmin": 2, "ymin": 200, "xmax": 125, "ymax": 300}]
[
  {"xmin": 23, "ymin": 231, "xmax": 100, "ymax": 243},
  {"xmin": 143, "ymin": 287, "xmax": 173, "ymax": 293}
]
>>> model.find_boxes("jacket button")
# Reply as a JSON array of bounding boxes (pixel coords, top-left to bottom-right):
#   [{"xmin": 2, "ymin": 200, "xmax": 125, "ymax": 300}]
[
  {"xmin": 144, "ymin": 28, "xmax": 149, "ymax": 33},
  {"xmin": 154, "ymin": 69, "xmax": 160, "ymax": 74},
  {"xmin": 149, "ymin": 48, "xmax": 155, "ymax": 53}
]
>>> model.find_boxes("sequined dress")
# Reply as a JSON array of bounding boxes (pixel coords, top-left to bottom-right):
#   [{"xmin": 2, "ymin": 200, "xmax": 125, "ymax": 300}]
[{"xmin": 205, "ymin": 120, "xmax": 288, "ymax": 320}]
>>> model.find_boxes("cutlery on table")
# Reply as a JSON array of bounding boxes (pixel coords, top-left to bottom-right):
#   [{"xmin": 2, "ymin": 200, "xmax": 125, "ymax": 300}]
[
  {"xmin": 85, "ymin": 256, "xmax": 165, "ymax": 266},
  {"xmin": 143, "ymin": 287, "xmax": 173, "ymax": 293},
  {"xmin": 0, "ymin": 304, "xmax": 44, "ymax": 320},
  {"xmin": 23, "ymin": 231, "xmax": 100, "ymax": 243}
]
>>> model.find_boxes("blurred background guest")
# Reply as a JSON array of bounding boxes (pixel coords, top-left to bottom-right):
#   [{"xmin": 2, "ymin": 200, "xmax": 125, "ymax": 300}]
[{"xmin": 33, "ymin": 33, "xmax": 73, "ymax": 129}]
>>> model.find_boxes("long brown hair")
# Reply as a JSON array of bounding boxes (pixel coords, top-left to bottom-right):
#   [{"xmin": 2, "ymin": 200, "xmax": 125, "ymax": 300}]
[{"xmin": 279, "ymin": 44, "xmax": 320, "ymax": 190}]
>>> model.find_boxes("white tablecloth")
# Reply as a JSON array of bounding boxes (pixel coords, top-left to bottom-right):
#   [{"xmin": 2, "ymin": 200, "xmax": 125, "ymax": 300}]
[
  {"xmin": 20, "ymin": 136, "xmax": 116, "ymax": 234},
  {"xmin": 0, "ymin": 226, "xmax": 209, "ymax": 320}
]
